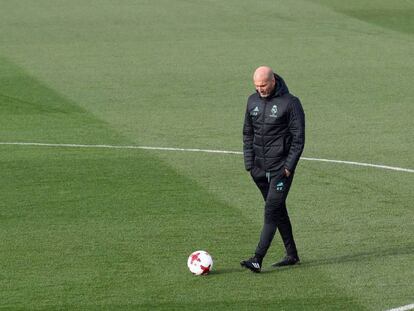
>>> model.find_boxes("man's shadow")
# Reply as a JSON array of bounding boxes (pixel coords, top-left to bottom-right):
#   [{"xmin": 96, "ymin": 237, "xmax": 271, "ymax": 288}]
[
  {"xmin": 210, "ymin": 244, "xmax": 413, "ymax": 275},
  {"xmin": 261, "ymin": 244, "xmax": 414, "ymax": 273}
]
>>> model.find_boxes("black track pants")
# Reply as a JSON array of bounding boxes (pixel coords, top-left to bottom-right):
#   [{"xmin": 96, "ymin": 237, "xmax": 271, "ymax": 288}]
[{"xmin": 250, "ymin": 167, "xmax": 298, "ymax": 259}]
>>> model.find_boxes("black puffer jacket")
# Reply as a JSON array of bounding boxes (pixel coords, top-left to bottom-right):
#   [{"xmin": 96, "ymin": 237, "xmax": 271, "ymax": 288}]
[{"xmin": 243, "ymin": 74, "xmax": 305, "ymax": 176}]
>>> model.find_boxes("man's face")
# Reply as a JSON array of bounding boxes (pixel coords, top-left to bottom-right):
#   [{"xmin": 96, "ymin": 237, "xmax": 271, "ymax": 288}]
[{"xmin": 254, "ymin": 76, "xmax": 275, "ymax": 98}]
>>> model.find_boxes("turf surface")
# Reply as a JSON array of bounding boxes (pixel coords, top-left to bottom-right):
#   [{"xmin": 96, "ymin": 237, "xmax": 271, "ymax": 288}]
[{"xmin": 0, "ymin": 0, "xmax": 413, "ymax": 310}]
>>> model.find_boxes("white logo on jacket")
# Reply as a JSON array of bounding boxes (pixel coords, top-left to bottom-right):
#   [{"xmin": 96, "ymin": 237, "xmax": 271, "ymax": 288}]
[
  {"xmin": 250, "ymin": 106, "xmax": 259, "ymax": 116},
  {"xmin": 270, "ymin": 105, "xmax": 278, "ymax": 117}
]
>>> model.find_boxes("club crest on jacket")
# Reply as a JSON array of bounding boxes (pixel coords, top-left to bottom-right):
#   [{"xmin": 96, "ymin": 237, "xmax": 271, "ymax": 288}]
[{"xmin": 270, "ymin": 105, "xmax": 278, "ymax": 117}]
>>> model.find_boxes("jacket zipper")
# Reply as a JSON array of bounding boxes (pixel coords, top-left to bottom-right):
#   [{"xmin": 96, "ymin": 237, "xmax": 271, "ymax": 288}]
[{"xmin": 262, "ymin": 99, "xmax": 267, "ymax": 175}]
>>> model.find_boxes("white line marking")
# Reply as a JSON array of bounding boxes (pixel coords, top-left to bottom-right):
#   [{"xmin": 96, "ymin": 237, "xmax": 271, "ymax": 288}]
[
  {"xmin": 386, "ymin": 303, "xmax": 414, "ymax": 311},
  {"xmin": 300, "ymin": 157, "xmax": 414, "ymax": 173},
  {"xmin": 1, "ymin": 141, "xmax": 413, "ymax": 173}
]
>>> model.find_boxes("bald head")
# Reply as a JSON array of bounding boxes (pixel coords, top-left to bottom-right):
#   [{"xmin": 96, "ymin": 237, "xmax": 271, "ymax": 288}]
[
  {"xmin": 253, "ymin": 66, "xmax": 276, "ymax": 98},
  {"xmin": 253, "ymin": 66, "xmax": 274, "ymax": 81}
]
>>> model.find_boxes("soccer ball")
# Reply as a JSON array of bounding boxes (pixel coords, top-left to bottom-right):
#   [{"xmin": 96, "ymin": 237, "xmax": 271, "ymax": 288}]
[{"xmin": 187, "ymin": 250, "xmax": 213, "ymax": 275}]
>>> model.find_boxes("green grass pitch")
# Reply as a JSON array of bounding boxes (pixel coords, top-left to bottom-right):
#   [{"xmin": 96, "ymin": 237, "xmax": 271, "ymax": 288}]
[{"xmin": 0, "ymin": 0, "xmax": 413, "ymax": 310}]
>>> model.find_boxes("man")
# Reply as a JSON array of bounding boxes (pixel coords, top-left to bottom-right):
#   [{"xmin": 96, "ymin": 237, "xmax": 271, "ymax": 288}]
[{"xmin": 240, "ymin": 66, "xmax": 305, "ymax": 273}]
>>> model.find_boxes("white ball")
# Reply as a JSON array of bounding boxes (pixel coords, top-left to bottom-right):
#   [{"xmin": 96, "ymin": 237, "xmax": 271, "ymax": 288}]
[{"xmin": 187, "ymin": 250, "xmax": 213, "ymax": 275}]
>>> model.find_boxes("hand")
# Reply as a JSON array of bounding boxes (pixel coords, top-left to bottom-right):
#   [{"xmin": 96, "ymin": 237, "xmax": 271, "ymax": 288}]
[{"xmin": 284, "ymin": 168, "xmax": 291, "ymax": 177}]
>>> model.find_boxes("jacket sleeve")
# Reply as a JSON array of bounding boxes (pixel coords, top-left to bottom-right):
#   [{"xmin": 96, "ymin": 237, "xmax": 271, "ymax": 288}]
[
  {"xmin": 243, "ymin": 106, "xmax": 255, "ymax": 171},
  {"xmin": 285, "ymin": 97, "xmax": 305, "ymax": 172}
]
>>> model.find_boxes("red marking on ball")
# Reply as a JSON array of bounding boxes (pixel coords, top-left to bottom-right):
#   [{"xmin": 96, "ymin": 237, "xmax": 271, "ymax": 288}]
[
  {"xmin": 200, "ymin": 264, "xmax": 211, "ymax": 275},
  {"xmin": 190, "ymin": 252, "xmax": 201, "ymax": 264}
]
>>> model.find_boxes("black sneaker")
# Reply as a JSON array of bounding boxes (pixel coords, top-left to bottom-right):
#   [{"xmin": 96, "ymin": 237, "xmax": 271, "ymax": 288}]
[
  {"xmin": 272, "ymin": 255, "xmax": 300, "ymax": 267},
  {"xmin": 240, "ymin": 256, "xmax": 262, "ymax": 273}
]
